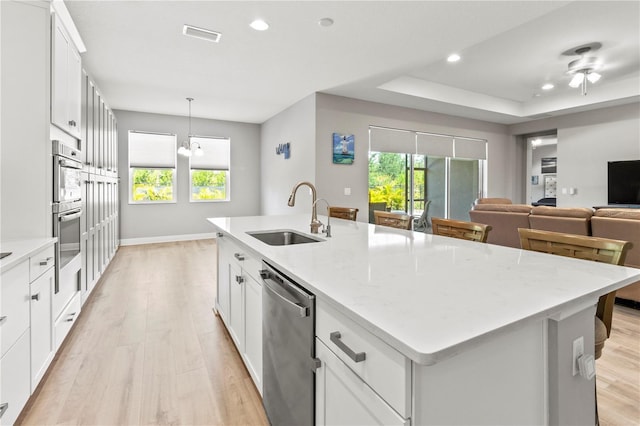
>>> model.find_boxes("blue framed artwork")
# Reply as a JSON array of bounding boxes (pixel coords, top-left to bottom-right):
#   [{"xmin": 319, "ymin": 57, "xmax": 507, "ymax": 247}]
[{"xmin": 332, "ymin": 133, "xmax": 355, "ymax": 164}]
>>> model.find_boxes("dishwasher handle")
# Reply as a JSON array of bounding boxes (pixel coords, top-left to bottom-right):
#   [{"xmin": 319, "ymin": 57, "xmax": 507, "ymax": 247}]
[{"xmin": 261, "ymin": 272, "xmax": 309, "ymax": 318}]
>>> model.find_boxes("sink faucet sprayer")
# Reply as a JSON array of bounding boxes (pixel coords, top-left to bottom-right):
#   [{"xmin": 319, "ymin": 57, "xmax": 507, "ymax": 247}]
[
  {"xmin": 287, "ymin": 181, "xmax": 322, "ymax": 234},
  {"xmin": 312, "ymin": 198, "xmax": 331, "ymax": 237}
]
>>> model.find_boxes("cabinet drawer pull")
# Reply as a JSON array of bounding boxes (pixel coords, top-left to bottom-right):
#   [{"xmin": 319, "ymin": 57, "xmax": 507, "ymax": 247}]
[
  {"xmin": 234, "ymin": 253, "xmax": 245, "ymax": 261},
  {"xmin": 330, "ymin": 331, "xmax": 366, "ymax": 363},
  {"xmin": 235, "ymin": 275, "xmax": 245, "ymax": 284},
  {"xmin": 0, "ymin": 402, "xmax": 8, "ymax": 418},
  {"xmin": 39, "ymin": 256, "xmax": 54, "ymax": 266},
  {"xmin": 31, "ymin": 293, "xmax": 40, "ymax": 301},
  {"xmin": 0, "ymin": 316, "xmax": 7, "ymax": 324},
  {"xmin": 65, "ymin": 318, "xmax": 74, "ymax": 322}
]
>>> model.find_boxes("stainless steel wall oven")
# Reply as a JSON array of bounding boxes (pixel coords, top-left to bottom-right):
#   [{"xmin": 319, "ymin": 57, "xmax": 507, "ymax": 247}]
[{"xmin": 52, "ymin": 140, "xmax": 83, "ymax": 295}]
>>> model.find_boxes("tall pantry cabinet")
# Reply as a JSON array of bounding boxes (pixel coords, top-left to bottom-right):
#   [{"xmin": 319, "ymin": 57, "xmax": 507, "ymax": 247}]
[{"xmin": 79, "ymin": 71, "xmax": 119, "ymax": 304}]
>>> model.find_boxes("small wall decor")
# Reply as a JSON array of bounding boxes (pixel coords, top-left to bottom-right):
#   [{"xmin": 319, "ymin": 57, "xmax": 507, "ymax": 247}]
[
  {"xmin": 276, "ymin": 142, "xmax": 290, "ymax": 159},
  {"xmin": 332, "ymin": 133, "xmax": 355, "ymax": 164},
  {"xmin": 531, "ymin": 175, "xmax": 539, "ymax": 185},
  {"xmin": 541, "ymin": 157, "xmax": 557, "ymax": 174}
]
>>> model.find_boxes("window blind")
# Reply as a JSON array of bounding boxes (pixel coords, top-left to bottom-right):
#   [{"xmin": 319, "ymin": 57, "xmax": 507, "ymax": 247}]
[
  {"xmin": 454, "ymin": 138, "xmax": 487, "ymax": 160},
  {"xmin": 369, "ymin": 127, "xmax": 416, "ymax": 154},
  {"xmin": 416, "ymin": 133, "xmax": 454, "ymax": 157},
  {"xmin": 128, "ymin": 131, "xmax": 176, "ymax": 168},
  {"xmin": 189, "ymin": 136, "xmax": 230, "ymax": 171}
]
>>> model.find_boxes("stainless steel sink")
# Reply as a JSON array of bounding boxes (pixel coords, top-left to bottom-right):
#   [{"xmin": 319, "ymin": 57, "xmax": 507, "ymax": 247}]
[{"xmin": 247, "ymin": 230, "xmax": 324, "ymax": 246}]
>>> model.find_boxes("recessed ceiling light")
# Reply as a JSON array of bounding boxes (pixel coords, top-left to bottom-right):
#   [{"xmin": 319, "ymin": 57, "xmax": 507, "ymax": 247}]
[
  {"xmin": 183, "ymin": 24, "xmax": 222, "ymax": 43},
  {"xmin": 250, "ymin": 19, "xmax": 269, "ymax": 31},
  {"xmin": 318, "ymin": 17, "xmax": 334, "ymax": 27},
  {"xmin": 447, "ymin": 53, "xmax": 461, "ymax": 63},
  {"xmin": 541, "ymin": 83, "xmax": 554, "ymax": 90}
]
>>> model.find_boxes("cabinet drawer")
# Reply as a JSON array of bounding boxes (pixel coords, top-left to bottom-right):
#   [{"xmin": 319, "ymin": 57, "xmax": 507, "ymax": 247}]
[
  {"xmin": 1, "ymin": 262, "xmax": 30, "ymax": 357},
  {"xmin": 54, "ymin": 293, "xmax": 81, "ymax": 351},
  {"xmin": 0, "ymin": 330, "xmax": 31, "ymax": 426},
  {"xmin": 316, "ymin": 301, "xmax": 411, "ymax": 418},
  {"xmin": 29, "ymin": 245, "xmax": 55, "ymax": 282},
  {"xmin": 243, "ymin": 254, "xmax": 262, "ymax": 283}
]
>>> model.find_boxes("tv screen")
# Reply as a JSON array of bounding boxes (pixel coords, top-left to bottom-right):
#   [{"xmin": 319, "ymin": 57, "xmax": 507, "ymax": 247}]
[{"xmin": 608, "ymin": 160, "xmax": 640, "ymax": 205}]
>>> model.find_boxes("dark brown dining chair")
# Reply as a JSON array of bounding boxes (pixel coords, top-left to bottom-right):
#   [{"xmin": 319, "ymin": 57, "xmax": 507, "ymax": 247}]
[
  {"xmin": 431, "ymin": 217, "xmax": 492, "ymax": 243},
  {"xmin": 328, "ymin": 206, "xmax": 359, "ymax": 221},
  {"xmin": 373, "ymin": 211, "xmax": 412, "ymax": 230}
]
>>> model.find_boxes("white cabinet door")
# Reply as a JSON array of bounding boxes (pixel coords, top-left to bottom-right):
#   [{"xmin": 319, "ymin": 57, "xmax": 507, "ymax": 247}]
[
  {"xmin": 51, "ymin": 13, "xmax": 81, "ymax": 138},
  {"xmin": 0, "ymin": 331, "xmax": 30, "ymax": 426},
  {"xmin": 30, "ymin": 268, "xmax": 54, "ymax": 389},
  {"xmin": 244, "ymin": 274, "xmax": 262, "ymax": 394},
  {"xmin": 228, "ymin": 261, "xmax": 244, "ymax": 351},
  {"xmin": 216, "ymin": 236, "xmax": 230, "ymax": 321},
  {"xmin": 315, "ymin": 339, "xmax": 409, "ymax": 426},
  {"xmin": 1, "ymin": 262, "xmax": 29, "ymax": 357}
]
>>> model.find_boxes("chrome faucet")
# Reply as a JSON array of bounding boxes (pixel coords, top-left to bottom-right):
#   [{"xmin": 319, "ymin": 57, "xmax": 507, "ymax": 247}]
[
  {"xmin": 312, "ymin": 198, "xmax": 332, "ymax": 237},
  {"xmin": 288, "ymin": 181, "xmax": 322, "ymax": 234}
]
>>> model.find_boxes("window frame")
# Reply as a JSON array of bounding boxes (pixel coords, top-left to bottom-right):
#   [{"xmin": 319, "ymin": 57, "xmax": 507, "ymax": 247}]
[
  {"xmin": 188, "ymin": 136, "xmax": 231, "ymax": 203},
  {"xmin": 128, "ymin": 131, "xmax": 177, "ymax": 204}
]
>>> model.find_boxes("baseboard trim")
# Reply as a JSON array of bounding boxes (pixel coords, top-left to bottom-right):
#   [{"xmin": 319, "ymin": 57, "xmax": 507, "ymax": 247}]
[{"xmin": 119, "ymin": 233, "xmax": 217, "ymax": 246}]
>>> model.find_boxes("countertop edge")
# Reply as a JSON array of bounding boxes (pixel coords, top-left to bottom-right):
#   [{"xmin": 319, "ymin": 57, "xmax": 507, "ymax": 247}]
[{"xmin": 0, "ymin": 238, "xmax": 58, "ymax": 274}]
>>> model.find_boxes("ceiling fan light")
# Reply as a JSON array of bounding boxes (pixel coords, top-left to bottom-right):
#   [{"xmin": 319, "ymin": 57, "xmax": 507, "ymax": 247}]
[
  {"xmin": 587, "ymin": 72, "xmax": 601, "ymax": 83},
  {"xmin": 569, "ymin": 72, "xmax": 584, "ymax": 88}
]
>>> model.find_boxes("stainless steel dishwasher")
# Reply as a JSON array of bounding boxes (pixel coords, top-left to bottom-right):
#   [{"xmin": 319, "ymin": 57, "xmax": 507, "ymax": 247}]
[{"xmin": 260, "ymin": 261, "xmax": 319, "ymax": 426}]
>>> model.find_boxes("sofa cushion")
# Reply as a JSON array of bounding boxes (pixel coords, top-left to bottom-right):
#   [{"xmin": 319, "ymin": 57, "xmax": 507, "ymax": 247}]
[
  {"xmin": 594, "ymin": 208, "xmax": 640, "ymax": 220},
  {"xmin": 530, "ymin": 206, "xmax": 593, "ymax": 218},
  {"xmin": 475, "ymin": 197, "xmax": 512, "ymax": 205},
  {"xmin": 472, "ymin": 204, "xmax": 532, "ymax": 213}
]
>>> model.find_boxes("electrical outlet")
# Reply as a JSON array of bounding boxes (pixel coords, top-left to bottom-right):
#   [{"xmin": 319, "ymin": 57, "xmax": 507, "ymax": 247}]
[
  {"xmin": 344, "ymin": 187, "xmax": 351, "ymax": 196},
  {"xmin": 572, "ymin": 336, "xmax": 584, "ymax": 376}
]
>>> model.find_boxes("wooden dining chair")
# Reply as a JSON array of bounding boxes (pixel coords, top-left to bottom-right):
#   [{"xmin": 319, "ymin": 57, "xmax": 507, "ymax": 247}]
[
  {"xmin": 517, "ymin": 228, "xmax": 631, "ymax": 359},
  {"xmin": 328, "ymin": 206, "xmax": 359, "ymax": 221},
  {"xmin": 431, "ymin": 217, "xmax": 492, "ymax": 243},
  {"xmin": 373, "ymin": 211, "xmax": 412, "ymax": 230}
]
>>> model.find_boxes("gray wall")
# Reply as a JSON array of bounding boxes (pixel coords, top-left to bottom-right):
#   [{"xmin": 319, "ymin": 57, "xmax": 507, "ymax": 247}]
[
  {"xmin": 115, "ymin": 110, "xmax": 261, "ymax": 242},
  {"xmin": 260, "ymin": 94, "xmax": 316, "ymax": 216},
  {"xmin": 314, "ymin": 94, "xmax": 514, "ymax": 220},
  {"xmin": 1, "ymin": 1, "xmax": 51, "ymax": 241},
  {"xmin": 510, "ymin": 103, "xmax": 640, "ymax": 208}
]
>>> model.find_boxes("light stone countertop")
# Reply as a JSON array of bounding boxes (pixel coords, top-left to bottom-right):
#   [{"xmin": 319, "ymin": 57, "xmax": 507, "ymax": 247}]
[
  {"xmin": 0, "ymin": 238, "xmax": 57, "ymax": 274},
  {"xmin": 208, "ymin": 214, "xmax": 640, "ymax": 365}
]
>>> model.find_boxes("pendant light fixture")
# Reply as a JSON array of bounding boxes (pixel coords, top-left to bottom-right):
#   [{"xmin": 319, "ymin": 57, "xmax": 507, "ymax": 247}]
[{"xmin": 178, "ymin": 97, "xmax": 204, "ymax": 157}]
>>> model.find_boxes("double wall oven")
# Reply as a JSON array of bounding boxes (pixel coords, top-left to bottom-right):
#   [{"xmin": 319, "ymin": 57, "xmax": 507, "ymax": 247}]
[{"xmin": 52, "ymin": 140, "xmax": 82, "ymax": 304}]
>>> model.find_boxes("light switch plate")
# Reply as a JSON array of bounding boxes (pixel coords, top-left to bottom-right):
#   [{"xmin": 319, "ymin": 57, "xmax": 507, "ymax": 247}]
[
  {"xmin": 344, "ymin": 187, "xmax": 351, "ymax": 196},
  {"xmin": 572, "ymin": 336, "xmax": 584, "ymax": 376}
]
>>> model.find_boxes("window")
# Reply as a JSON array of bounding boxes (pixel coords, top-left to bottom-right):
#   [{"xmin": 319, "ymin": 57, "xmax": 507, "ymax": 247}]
[
  {"xmin": 128, "ymin": 131, "xmax": 176, "ymax": 203},
  {"xmin": 368, "ymin": 126, "xmax": 486, "ymax": 222},
  {"xmin": 189, "ymin": 136, "xmax": 230, "ymax": 202}
]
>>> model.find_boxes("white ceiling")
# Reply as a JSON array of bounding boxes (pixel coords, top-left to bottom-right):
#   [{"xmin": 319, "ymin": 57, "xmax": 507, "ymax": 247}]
[{"xmin": 66, "ymin": 1, "xmax": 640, "ymax": 125}]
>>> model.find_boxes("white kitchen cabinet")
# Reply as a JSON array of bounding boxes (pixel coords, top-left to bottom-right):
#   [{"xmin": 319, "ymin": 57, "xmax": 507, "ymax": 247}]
[
  {"xmin": 51, "ymin": 13, "xmax": 82, "ymax": 139},
  {"xmin": 1, "ymin": 262, "xmax": 29, "ymax": 358},
  {"xmin": 244, "ymin": 273, "xmax": 262, "ymax": 394},
  {"xmin": 315, "ymin": 339, "xmax": 409, "ymax": 426},
  {"xmin": 30, "ymin": 267, "xmax": 54, "ymax": 389},
  {"xmin": 0, "ymin": 331, "xmax": 30, "ymax": 426},
  {"xmin": 228, "ymin": 260, "xmax": 244, "ymax": 350},
  {"xmin": 215, "ymin": 234, "xmax": 263, "ymax": 393}
]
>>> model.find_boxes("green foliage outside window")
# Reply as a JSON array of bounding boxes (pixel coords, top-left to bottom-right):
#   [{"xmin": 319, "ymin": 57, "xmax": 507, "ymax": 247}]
[
  {"xmin": 192, "ymin": 170, "xmax": 227, "ymax": 201},
  {"xmin": 132, "ymin": 169, "xmax": 174, "ymax": 201},
  {"xmin": 368, "ymin": 152, "xmax": 406, "ymax": 210}
]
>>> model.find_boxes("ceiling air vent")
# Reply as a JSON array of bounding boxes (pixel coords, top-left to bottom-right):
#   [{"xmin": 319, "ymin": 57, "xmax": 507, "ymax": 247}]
[{"xmin": 183, "ymin": 24, "xmax": 222, "ymax": 43}]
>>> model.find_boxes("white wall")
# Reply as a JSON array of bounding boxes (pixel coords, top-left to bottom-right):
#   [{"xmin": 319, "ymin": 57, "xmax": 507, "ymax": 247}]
[
  {"xmin": 260, "ymin": 94, "xmax": 316, "ymax": 216},
  {"xmin": 510, "ymin": 103, "xmax": 640, "ymax": 208},
  {"xmin": 115, "ymin": 110, "xmax": 261, "ymax": 242},
  {"xmin": 314, "ymin": 94, "xmax": 514, "ymax": 219},
  {"xmin": 1, "ymin": 1, "xmax": 51, "ymax": 241}
]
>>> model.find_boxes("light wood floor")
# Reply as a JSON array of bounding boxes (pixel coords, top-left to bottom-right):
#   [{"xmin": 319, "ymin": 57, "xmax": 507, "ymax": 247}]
[{"xmin": 17, "ymin": 240, "xmax": 640, "ymax": 425}]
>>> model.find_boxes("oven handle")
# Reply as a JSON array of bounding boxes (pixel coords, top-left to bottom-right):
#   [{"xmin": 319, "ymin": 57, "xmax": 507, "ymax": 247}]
[
  {"xmin": 59, "ymin": 209, "xmax": 82, "ymax": 222},
  {"xmin": 58, "ymin": 158, "xmax": 83, "ymax": 170}
]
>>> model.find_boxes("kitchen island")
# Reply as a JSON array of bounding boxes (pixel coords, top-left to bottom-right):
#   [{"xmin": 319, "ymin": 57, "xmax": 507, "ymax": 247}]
[{"xmin": 208, "ymin": 214, "xmax": 640, "ymax": 425}]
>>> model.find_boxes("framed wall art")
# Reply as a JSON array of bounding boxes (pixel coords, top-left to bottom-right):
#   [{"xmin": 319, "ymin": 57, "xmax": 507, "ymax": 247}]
[{"xmin": 332, "ymin": 133, "xmax": 354, "ymax": 164}]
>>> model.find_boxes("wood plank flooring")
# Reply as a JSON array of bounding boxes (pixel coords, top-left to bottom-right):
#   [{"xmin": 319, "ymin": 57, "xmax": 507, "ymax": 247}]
[{"xmin": 17, "ymin": 239, "xmax": 639, "ymax": 425}]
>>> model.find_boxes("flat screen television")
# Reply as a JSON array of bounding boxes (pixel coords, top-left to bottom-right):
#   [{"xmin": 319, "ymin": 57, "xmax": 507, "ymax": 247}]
[{"xmin": 608, "ymin": 160, "xmax": 640, "ymax": 205}]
